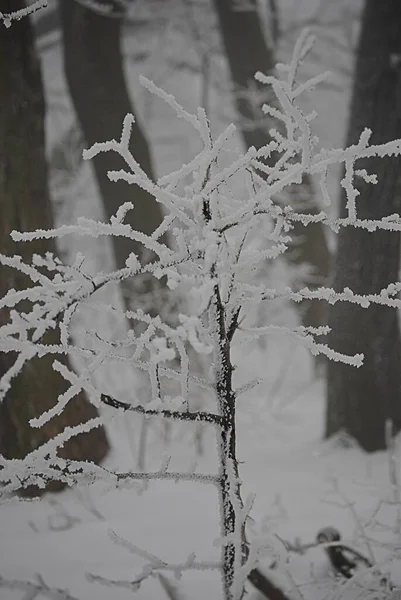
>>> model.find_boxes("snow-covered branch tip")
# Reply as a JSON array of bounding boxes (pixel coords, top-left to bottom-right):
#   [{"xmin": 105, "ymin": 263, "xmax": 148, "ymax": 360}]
[
  {"xmin": 88, "ymin": 532, "xmax": 220, "ymax": 593},
  {"xmin": 0, "ymin": 0, "xmax": 47, "ymax": 27}
]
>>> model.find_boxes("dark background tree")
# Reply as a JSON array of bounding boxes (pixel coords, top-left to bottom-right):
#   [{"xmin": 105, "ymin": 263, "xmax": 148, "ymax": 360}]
[
  {"xmin": 326, "ymin": 0, "xmax": 401, "ymax": 451},
  {"xmin": 0, "ymin": 0, "xmax": 109, "ymax": 495},
  {"xmin": 213, "ymin": 0, "xmax": 331, "ymax": 334},
  {"xmin": 60, "ymin": 0, "xmax": 168, "ymax": 320}
]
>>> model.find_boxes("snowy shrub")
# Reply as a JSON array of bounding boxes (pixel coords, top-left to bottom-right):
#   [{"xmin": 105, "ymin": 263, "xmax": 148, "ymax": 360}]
[{"xmin": 2, "ymin": 30, "xmax": 401, "ymax": 600}]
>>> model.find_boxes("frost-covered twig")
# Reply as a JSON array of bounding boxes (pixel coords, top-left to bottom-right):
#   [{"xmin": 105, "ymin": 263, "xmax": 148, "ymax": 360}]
[
  {"xmin": 0, "ymin": 451, "xmax": 220, "ymax": 497},
  {"xmin": 108, "ymin": 529, "xmax": 221, "ymax": 572},
  {"xmin": 0, "ymin": 0, "xmax": 47, "ymax": 28},
  {"xmin": 99, "ymin": 392, "xmax": 222, "ymax": 425},
  {"xmin": 88, "ymin": 533, "xmax": 221, "ymax": 592}
]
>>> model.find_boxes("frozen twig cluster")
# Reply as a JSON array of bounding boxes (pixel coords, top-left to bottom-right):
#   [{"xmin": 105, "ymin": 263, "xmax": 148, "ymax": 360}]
[{"xmin": 2, "ymin": 29, "xmax": 401, "ymax": 600}]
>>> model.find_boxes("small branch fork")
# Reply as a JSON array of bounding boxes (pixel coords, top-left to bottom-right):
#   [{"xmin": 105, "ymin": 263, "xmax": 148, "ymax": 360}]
[
  {"xmin": 88, "ymin": 529, "xmax": 221, "ymax": 593},
  {"xmin": 87, "ymin": 529, "xmax": 291, "ymax": 600}
]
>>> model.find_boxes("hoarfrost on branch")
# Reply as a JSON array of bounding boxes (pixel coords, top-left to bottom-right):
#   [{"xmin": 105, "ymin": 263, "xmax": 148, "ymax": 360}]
[
  {"xmin": 1, "ymin": 29, "xmax": 401, "ymax": 600},
  {"xmin": 0, "ymin": 0, "xmax": 47, "ymax": 28}
]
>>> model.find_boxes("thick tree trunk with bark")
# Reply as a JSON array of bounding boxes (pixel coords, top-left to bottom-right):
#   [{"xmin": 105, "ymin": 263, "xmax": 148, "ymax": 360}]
[
  {"xmin": 213, "ymin": 0, "xmax": 330, "ymax": 332},
  {"xmin": 326, "ymin": 0, "xmax": 401, "ymax": 451},
  {"xmin": 0, "ymin": 1, "xmax": 109, "ymax": 495},
  {"xmin": 60, "ymin": 0, "xmax": 167, "ymax": 316}
]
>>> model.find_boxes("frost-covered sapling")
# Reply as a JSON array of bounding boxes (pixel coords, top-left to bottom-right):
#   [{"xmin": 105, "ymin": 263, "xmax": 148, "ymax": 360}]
[{"xmin": 2, "ymin": 30, "xmax": 401, "ymax": 600}]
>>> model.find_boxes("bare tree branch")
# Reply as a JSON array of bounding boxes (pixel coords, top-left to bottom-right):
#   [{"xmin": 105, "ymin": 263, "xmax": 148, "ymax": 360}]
[
  {"xmin": 0, "ymin": 0, "xmax": 47, "ymax": 27},
  {"xmin": 100, "ymin": 392, "xmax": 223, "ymax": 425}
]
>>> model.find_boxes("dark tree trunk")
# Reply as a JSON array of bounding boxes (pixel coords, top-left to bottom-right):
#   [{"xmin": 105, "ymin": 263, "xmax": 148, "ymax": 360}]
[
  {"xmin": 213, "ymin": 0, "xmax": 330, "ymax": 332},
  {"xmin": 326, "ymin": 0, "xmax": 401, "ymax": 451},
  {"xmin": 34, "ymin": 3, "xmax": 60, "ymax": 39},
  {"xmin": 0, "ymin": 0, "xmax": 109, "ymax": 495},
  {"xmin": 60, "ymin": 0, "xmax": 167, "ymax": 316}
]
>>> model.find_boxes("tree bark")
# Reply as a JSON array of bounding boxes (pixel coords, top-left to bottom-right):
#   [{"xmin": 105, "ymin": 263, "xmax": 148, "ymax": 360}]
[
  {"xmin": 213, "ymin": 0, "xmax": 330, "ymax": 333},
  {"xmin": 60, "ymin": 0, "xmax": 167, "ymax": 317},
  {"xmin": 325, "ymin": 0, "xmax": 401, "ymax": 451},
  {"xmin": 34, "ymin": 2, "xmax": 60, "ymax": 39},
  {"xmin": 0, "ymin": 0, "xmax": 109, "ymax": 496}
]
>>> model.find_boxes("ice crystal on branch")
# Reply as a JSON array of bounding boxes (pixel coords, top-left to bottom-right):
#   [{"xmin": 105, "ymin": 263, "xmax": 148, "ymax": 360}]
[
  {"xmin": 0, "ymin": 0, "xmax": 47, "ymax": 28},
  {"xmin": 1, "ymin": 29, "xmax": 401, "ymax": 600}
]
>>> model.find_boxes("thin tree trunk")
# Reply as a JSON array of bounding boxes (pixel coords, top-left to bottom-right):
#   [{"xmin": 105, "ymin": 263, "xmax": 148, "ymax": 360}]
[
  {"xmin": 0, "ymin": 0, "xmax": 109, "ymax": 496},
  {"xmin": 60, "ymin": 0, "xmax": 167, "ymax": 317},
  {"xmin": 214, "ymin": 305, "xmax": 241, "ymax": 597},
  {"xmin": 214, "ymin": 305, "xmax": 290, "ymax": 600},
  {"xmin": 325, "ymin": 0, "xmax": 401, "ymax": 451},
  {"xmin": 213, "ymin": 0, "xmax": 330, "ymax": 333}
]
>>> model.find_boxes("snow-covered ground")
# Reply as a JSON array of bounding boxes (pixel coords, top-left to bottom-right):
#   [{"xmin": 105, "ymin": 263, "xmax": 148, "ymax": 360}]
[
  {"xmin": 2, "ymin": 345, "xmax": 401, "ymax": 599},
  {"xmin": 2, "ymin": 2, "xmax": 401, "ymax": 599}
]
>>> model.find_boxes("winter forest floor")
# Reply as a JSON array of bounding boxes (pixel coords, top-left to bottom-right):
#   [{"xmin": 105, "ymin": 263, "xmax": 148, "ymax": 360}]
[{"xmin": 2, "ymin": 347, "xmax": 401, "ymax": 600}]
